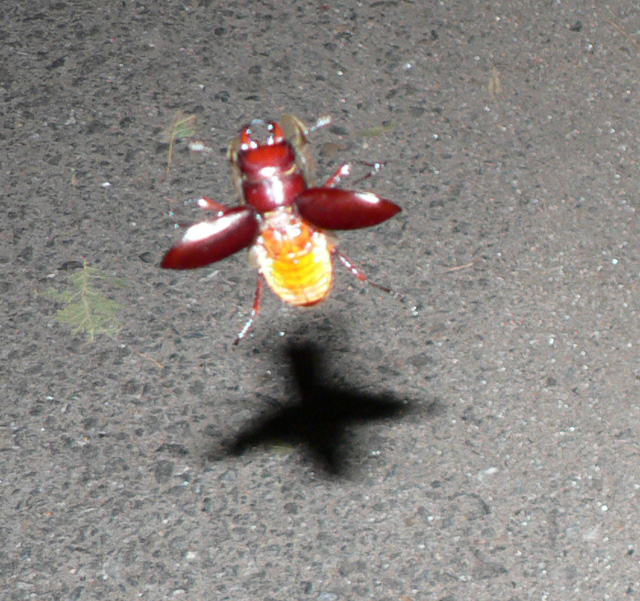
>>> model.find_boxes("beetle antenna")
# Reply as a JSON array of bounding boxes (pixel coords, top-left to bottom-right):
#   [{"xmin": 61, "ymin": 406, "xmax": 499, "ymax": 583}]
[{"xmin": 308, "ymin": 115, "xmax": 333, "ymax": 134}]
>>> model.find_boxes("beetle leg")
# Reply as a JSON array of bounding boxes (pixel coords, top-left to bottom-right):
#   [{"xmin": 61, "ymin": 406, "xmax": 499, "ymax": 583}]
[
  {"xmin": 323, "ymin": 163, "xmax": 352, "ymax": 188},
  {"xmin": 352, "ymin": 160, "xmax": 387, "ymax": 185},
  {"xmin": 234, "ymin": 276, "xmax": 265, "ymax": 345},
  {"xmin": 197, "ymin": 196, "xmax": 227, "ymax": 213},
  {"xmin": 322, "ymin": 160, "xmax": 386, "ymax": 188},
  {"xmin": 334, "ymin": 249, "xmax": 402, "ymax": 300}
]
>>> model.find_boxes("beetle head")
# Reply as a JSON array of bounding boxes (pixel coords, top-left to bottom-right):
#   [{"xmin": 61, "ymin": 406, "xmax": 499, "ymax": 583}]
[
  {"xmin": 237, "ymin": 120, "xmax": 297, "ymax": 178},
  {"xmin": 239, "ymin": 120, "xmax": 285, "ymax": 150}
]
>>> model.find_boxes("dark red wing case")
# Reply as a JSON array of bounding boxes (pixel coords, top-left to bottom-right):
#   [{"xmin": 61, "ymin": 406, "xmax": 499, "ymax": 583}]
[
  {"xmin": 161, "ymin": 206, "xmax": 259, "ymax": 269},
  {"xmin": 296, "ymin": 188, "xmax": 401, "ymax": 230}
]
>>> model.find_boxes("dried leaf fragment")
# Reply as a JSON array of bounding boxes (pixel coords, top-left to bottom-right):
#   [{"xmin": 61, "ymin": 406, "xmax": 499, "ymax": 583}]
[
  {"xmin": 163, "ymin": 110, "xmax": 197, "ymax": 174},
  {"xmin": 488, "ymin": 66, "xmax": 502, "ymax": 101}
]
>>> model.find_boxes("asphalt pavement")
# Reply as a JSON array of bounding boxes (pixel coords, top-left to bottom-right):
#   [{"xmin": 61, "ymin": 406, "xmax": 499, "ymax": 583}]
[{"xmin": 2, "ymin": 1, "xmax": 640, "ymax": 599}]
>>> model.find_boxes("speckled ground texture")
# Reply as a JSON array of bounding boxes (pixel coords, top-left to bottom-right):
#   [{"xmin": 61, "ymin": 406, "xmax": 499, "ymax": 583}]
[{"xmin": 3, "ymin": 1, "xmax": 640, "ymax": 600}]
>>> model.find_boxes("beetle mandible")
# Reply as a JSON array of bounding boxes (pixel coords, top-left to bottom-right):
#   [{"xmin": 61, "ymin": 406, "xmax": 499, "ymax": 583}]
[{"xmin": 161, "ymin": 115, "xmax": 401, "ymax": 344}]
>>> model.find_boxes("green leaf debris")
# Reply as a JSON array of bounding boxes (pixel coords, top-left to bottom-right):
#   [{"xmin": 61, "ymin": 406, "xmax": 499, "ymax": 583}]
[{"xmin": 47, "ymin": 261, "xmax": 127, "ymax": 341}]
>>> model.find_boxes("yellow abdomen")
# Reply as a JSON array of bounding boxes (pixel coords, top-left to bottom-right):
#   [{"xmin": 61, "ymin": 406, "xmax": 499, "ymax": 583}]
[{"xmin": 253, "ymin": 208, "xmax": 334, "ymax": 306}]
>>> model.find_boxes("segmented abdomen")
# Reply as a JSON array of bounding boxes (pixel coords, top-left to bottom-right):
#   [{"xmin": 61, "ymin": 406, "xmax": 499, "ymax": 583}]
[{"xmin": 253, "ymin": 208, "xmax": 334, "ymax": 306}]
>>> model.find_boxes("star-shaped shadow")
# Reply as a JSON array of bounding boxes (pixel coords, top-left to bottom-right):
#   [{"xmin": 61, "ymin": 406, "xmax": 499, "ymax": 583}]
[{"xmin": 212, "ymin": 343, "xmax": 411, "ymax": 475}]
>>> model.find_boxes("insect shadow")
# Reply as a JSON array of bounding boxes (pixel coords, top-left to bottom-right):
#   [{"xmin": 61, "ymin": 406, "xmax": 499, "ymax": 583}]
[{"xmin": 210, "ymin": 341, "xmax": 412, "ymax": 476}]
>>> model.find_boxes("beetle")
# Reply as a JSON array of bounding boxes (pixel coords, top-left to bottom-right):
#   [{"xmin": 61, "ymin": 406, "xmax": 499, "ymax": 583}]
[{"xmin": 161, "ymin": 115, "xmax": 401, "ymax": 344}]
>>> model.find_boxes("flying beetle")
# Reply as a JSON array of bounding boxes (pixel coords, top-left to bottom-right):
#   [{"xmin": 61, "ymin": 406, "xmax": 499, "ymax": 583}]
[{"xmin": 161, "ymin": 115, "xmax": 401, "ymax": 343}]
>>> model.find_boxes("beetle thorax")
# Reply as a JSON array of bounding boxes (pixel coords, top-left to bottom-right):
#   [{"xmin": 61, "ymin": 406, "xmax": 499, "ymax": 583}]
[{"xmin": 237, "ymin": 141, "xmax": 307, "ymax": 213}]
